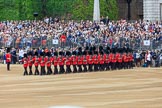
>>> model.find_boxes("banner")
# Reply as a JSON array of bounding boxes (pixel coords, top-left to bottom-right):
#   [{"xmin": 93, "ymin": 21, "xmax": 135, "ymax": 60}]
[
  {"xmin": 52, "ymin": 39, "xmax": 59, "ymax": 44},
  {"xmin": 143, "ymin": 40, "xmax": 150, "ymax": 46}
]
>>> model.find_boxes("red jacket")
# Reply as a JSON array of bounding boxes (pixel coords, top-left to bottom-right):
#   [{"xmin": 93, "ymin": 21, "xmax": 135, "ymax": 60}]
[
  {"xmin": 28, "ymin": 57, "xmax": 33, "ymax": 66},
  {"xmin": 34, "ymin": 57, "xmax": 39, "ymax": 66},
  {"xmin": 6, "ymin": 53, "xmax": 11, "ymax": 63},
  {"xmin": 78, "ymin": 56, "xmax": 83, "ymax": 65},
  {"xmin": 23, "ymin": 58, "xmax": 28, "ymax": 68},
  {"xmin": 40, "ymin": 58, "xmax": 46, "ymax": 66}
]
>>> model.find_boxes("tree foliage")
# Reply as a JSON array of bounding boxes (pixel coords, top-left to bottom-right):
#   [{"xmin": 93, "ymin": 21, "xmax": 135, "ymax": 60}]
[{"xmin": 0, "ymin": 0, "xmax": 118, "ymax": 21}]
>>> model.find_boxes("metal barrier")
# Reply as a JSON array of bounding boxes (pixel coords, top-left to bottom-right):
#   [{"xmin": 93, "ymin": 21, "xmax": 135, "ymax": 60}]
[{"xmin": 1, "ymin": 36, "xmax": 162, "ymax": 51}]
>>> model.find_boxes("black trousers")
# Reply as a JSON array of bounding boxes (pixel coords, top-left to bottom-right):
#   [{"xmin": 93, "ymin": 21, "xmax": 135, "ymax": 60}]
[
  {"xmin": 47, "ymin": 66, "xmax": 52, "ymax": 75},
  {"xmin": 54, "ymin": 66, "xmax": 58, "ymax": 74},
  {"xmin": 94, "ymin": 64, "xmax": 98, "ymax": 71},
  {"xmin": 105, "ymin": 63, "xmax": 110, "ymax": 70},
  {"xmin": 83, "ymin": 64, "xmax": 87, "ymax": 72},
  {"xmin": 73, "ymin": 65, "xmax": 77, "ymax": 73},
  {"xmin": 112, "ymin": 62, "xmax": 116, "ymax": 70},
  {"xmin": 24, "ymin": 67, "xmax": 28, "ymax": 75},
  {"xmin": 29, "ymin": 66, "xmax": 33, "ymax": 75},
  {"xmin": 59, "ymin": 65, "xmax": 65, "ymax": 74},
  {"xmin": 99, "ymin": 64, "xmax": 105, "ymax": 71},
  {"xmin": 41, "ymin": 66, "xmax": 46, "ymax": 75},
  {"xmin": 124, "ymin": 62, "xmax": 128, "ymax": 69},
  {"xmin": 66, "ymin": 65, "xmax": 72, "ymax": 73},
  {"xmin": 89, "ymin": 64, "xmax": 93, "ymax": 72},
  {"xmin": 78, "ymin": 65, "xmax": 82, "ymax": 73},
  {"xmin": 7, "ymin": 62, "xmax": 10, "ymax": 71},
  {"xmin": 34, "ymin": 66, "xmax": 39, "ymax": 75}
]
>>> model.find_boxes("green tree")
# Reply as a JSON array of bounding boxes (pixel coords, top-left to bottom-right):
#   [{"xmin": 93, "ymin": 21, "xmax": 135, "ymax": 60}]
[{"xmin": 71, "ymin": 0, "xmax": 118, "ymax": 20}]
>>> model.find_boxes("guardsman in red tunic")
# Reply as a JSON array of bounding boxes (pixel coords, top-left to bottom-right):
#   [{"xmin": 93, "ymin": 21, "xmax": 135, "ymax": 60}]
[
  {"xmin": 109, "ymin": 51, "xmax": 113, "ymax": 70},
  {"xmin": 88, "ymin": 51, "xmax": 93, "ymax": 72},
  {"xmin": 72, "ymin": 51, "xmax": 78, "ymax": 73},
  {"xmin": 86, "ymin": 52, "xmax": 90, "ymax": 72},
  {"xmin": 77, "ymin": 52, "xmax": 83, "ymax": 73},
  {"xmin": 65, "ymin": 51, "xmax": 72, "ymax": 73},
  {"xmin": 23, "ymin": 54, "xmax": 28, "ymax": 75},
  {"xmin": 28, "ymin": 52, "xmax": 33, "ymax": 75},
  {"xmin": 34, "ymin": 52, "xmax": 39, "ymax": 75},
  {"xmin": 105, "ymin": 53, "xmax": 110, "ymax": 71},
  {"xmin": 59, "ymin": 51, "xmax": 65, "ymax": 74},
  {"xmin": 112, "ymin": 53, "xmax": 117, "ymax": 70},
  {"xmin": 46, "ymin": 52, "xmax": 53, "ymax": 75},
  {"xmin": 53, "ymin": 51, "xmax": 58, "ymax": 74},
  {"xmin": 82, "ymin": 51, "xmax": 88, "ymax": 72},
  {"xmin": 123, "ymin": 52, "xmax": 128, "ymax": 69},
  {"xmin": 6, "ymin": 48, "xmax": 11, "ymax": 71},
  {"xmin": 40, "ymin": 52, "xmax": 46, "ymax": 75},
  {"xmin": 99, "ymin": 51, "xmax": 105, "ymax": 71},
  {"xmin": 127, "ymin": 50, "xmax": 133, "ymax": 69},
  {"xmin": 93, "ymin": 51, "xmax": 98, "ymax": 71},
  {"xmin": 116, "ymin": 51, "xmax": 120, "ymax": 69},
  {"xmin": 118, "ymin": 53, "xmax": 123, "ymax": 70}
]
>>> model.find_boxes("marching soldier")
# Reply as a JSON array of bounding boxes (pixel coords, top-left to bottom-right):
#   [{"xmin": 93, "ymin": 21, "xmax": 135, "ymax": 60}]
[
  {"xmin": 82, "ymin": 51, "xmax": 88, "ymax": 72},
  {"xmin": 23, "ymin": 54, "xmax": 28, "ymax": 76},
  {"xmin": 53, "ymin": 51, "xmax": 58, "ymax": 74},
  {"xmin": 93, "ymin": 51, "xmax": 98, "ymax": 72},
  {"xmin": 59, "ymin": 51, "xmax": 65, "ymax": 74},
  {"xmin": 77, "ymin": 52, "xmax": 83, "ymax": 73},
  {"xmin": 40, "ymin": 52, "xmax": 46, "ymax": 75},
  {"xmin": 46, "ymin": 52, "xmax": 53, "ymax": 75},
  {"xmin": 88, "ymin": 51, "xmax": 93, "ymax": 72},
  {"xmin": 28, "ymin": 52, "xmax": 33, "ymax": 75},
  {"xmin": 72, "ymin": 51, "xmax": 78, "ymax": 73},
  {"xmin": 34, "ymin": 52, "xmax": 39, "ymax": 75},
  {"xmin": 65, "ymin": 51, "xmax": 72, "ymax": 73},
  {"xmin": 99, "ymin": 51, "xmax": 105, "ymax": 71}
]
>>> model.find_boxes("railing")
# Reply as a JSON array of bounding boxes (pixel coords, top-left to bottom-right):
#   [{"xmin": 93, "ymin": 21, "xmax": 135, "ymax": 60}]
[{"xmin": 0, "ymin": 36, "xmax": 162, "ymax": 51}]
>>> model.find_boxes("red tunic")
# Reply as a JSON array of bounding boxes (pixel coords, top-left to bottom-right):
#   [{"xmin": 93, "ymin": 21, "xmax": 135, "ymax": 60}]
[
  {"xmin": 66, "ymin": 57, "xmax": 71, "ymax": 65},
  {"xmin": 109, "ymin": 53, "xmax": 113, "ymax": 62},
  {"xmin": 6, "ymin": 53, "xmax": 11, "ymax": 63},
  {"xmin": 100, "ymin": 56, "xmax": 105, "ymax": 64},
  {"xmin": 28, "ymin": 57, "xmax": 33, "ymax": 66},
  {"xmin": 78, "ymin": 56, "xmax": 83, "ymax": 65},
  {"xmin": 40, "ymin": 58, "xmax": 45, "ymax": 66},
  {"xmin": 88, "ymin": 56, "xmax": 93, "ymax": 64},
  {"xmin": 34, "ymin": 57, "xmax": 39, "ymax": 66},
  {"xmin": 73, "ymin": 56, "xmax": 78, "ymax": 65},
  {"xmin": 82, "ymin": 56, "xmax": 87, "ymax": 65},
  {"xmin": 23, "ymin": 58, "xmax": 28, "ymax": 68}
]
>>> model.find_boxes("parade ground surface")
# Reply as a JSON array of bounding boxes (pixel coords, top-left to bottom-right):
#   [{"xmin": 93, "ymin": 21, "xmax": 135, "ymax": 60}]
[{"xmin": 0, "ymin": 64, "xmax": 162, "ymax": 108}]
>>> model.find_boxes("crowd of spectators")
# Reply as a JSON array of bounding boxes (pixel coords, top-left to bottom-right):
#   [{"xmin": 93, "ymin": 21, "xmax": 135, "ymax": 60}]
[{"xmin": 0, "ymin": 17, "xmax": 162, "ymax": 67}]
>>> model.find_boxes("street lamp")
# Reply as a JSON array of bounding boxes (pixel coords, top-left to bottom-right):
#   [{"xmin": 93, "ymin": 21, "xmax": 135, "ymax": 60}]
[{"xmin": 126, "ymin": 0, "xmax": 132, "ymax": 20}]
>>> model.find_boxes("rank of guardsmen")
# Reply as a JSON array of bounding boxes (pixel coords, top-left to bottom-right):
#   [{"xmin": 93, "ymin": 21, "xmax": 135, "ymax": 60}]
[{"xmin": 22, "ymin": 46, "xmax": 133, "ymax": 76}]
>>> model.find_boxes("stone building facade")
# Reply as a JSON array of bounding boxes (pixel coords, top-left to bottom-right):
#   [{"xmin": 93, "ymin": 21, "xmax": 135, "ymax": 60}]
[
  {"xmin": 143, "ymin": 0, "xmax": 162, "ymax": 21},
  {"xmin": 117, "ymin": 0, "xmax": 143, "ymax": 20}
]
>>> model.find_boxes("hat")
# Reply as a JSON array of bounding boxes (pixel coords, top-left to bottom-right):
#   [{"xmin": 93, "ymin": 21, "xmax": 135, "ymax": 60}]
[
  {"xmin": 6, "ymin": 47, "xmax": 10, "ymax": 53},
  {"xmin": 72, "ymin": 51, "xmax": 77, "ymax": 55},
  {"xmin": 24, "ymin": 53, "xmax": 27, "ymax": 58},
  {"xmin": 54, "ymin": 51, "xmax": 58, "ymax": 56},
  {"xmin": 34, "ymin": 52, "xmax": 38, "ymax": 56}
]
